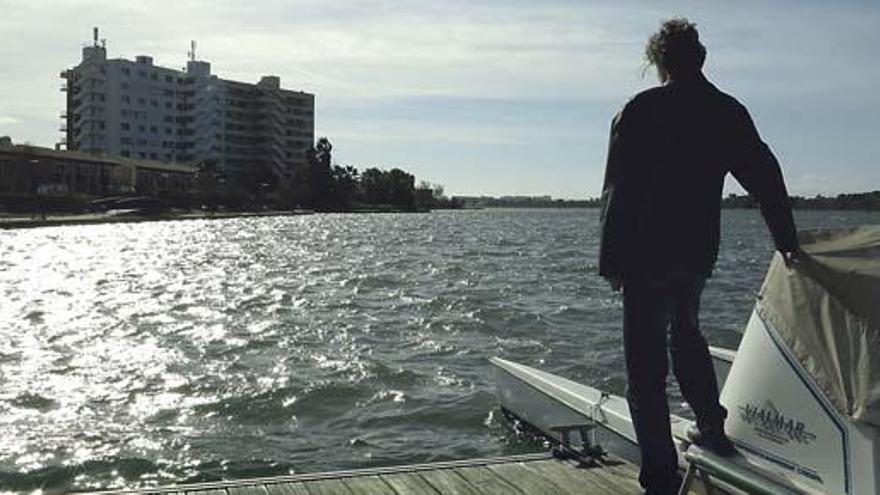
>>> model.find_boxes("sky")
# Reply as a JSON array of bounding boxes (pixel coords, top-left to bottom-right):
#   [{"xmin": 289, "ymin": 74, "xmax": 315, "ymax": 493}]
[{"xmin": 0, "ymin": 0, "xmax": 878, "ymax": 199}]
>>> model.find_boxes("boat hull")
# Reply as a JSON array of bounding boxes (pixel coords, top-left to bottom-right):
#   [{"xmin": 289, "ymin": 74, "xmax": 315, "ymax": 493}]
[{"xmin": 490, "ymin": 357, "xmax": 700, "ymax": 467}]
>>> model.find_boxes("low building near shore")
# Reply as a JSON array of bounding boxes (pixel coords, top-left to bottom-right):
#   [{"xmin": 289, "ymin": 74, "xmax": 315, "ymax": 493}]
[{"xmin": 0, "ymin": 141, "xmax": 195, "ymax": 198}]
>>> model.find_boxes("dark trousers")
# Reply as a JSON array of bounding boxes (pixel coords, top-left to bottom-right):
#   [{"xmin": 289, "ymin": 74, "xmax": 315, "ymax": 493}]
[{"xmin": 623, "ymin": 272, "xmax": 727, "ymax": 494}]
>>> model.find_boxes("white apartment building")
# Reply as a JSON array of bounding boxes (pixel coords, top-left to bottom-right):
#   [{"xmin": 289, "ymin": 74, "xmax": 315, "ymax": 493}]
[{"xmin": 61, "ymin": 30, "xmax": 314, "ymax": 183}]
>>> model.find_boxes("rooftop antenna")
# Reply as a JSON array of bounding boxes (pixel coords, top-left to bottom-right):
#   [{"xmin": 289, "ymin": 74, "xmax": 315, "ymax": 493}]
[
  {"xmin": 93, "ymin": 27, "xmax": 99, "ymax": 47},
  {"xmin": 189, "ymin": 40, "xmax": 197, "ymax": 62}
]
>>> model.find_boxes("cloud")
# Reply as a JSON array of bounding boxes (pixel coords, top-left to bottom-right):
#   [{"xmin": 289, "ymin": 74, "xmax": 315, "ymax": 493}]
[
  {"xmin": 0, "ymin": 116, "xmax": 21, "ymax": 126},
  {"xmin": 0, "ymin": 0, "xmax": 877, "ymax": 195}
]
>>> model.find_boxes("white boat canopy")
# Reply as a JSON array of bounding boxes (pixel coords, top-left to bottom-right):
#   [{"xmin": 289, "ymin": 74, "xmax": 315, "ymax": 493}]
[{"xmin": 759, "ymin": 225, "xmax": 880, "ymax": 427}]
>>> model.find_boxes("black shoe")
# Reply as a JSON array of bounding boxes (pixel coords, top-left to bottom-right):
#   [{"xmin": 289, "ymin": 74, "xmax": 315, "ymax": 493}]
[{"xmin": 690, "ymin": 429, "xmax": 737, "ymax": 457}]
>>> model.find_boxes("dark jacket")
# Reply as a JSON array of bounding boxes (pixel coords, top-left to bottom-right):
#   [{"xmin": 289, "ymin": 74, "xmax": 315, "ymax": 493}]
[{"xmin": 598, "ymin": 74, "xmax": 798, "ymax": 279}]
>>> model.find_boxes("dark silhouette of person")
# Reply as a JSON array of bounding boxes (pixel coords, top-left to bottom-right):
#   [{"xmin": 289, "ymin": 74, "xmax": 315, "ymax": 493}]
[{"xmin": 598, "ymin": 18, "xmax": 799, "ymax": 495}]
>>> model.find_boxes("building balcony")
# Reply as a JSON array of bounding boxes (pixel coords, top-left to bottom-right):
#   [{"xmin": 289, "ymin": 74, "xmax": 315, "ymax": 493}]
[{"xmin": 76, "ymin": 112, "xmax": 106, "ymax": 122}]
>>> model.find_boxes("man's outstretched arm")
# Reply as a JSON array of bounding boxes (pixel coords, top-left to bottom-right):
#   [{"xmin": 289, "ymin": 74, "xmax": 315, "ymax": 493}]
[{"xmin": 728, "ymin": 105, "xmax": 800, "ymax": 257}]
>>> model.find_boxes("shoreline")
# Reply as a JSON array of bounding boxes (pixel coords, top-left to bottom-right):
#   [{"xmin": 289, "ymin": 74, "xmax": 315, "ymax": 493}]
[
  {"xmin": 0, "ymin": 209, "xmax": 315, "ymax": 230},
  {"xmin": 2, "ymin": 206, "xmax": 877, "ymax": 230},
  {"xmin": 0, "ymin": 206, "xmax": 440, "ymax": 230}
]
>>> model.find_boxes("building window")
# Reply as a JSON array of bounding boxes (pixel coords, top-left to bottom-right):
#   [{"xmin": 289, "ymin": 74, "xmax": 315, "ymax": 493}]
[
  {"xmin": 165, "ymin": 75, "xmax": 173, "ymax": 83},
  {"xmin": 138, "ymin": 97, "xmax": 146, "ymax": 105},
  {"xmin": 121, "ymin": 82, "xmax": 129, "ymax": 90},
  {"xmin": 138, "ymin": 152, "xmax": 146, "ymax": 158},
  {"xmin": 121, "ymin": 150, "xmax": 130, "ymax": 157},
  {"xmin": 139, "ymin": 125, "xmax": 146, "ymax": 132},
  {"xmin": 150, "ymin": 99, "xmax": 158, "ymax": 107},
  {"xmin": 138, "ymin": 70, "xmax": 146, "ymax": 78},
  {"xmin": 149, "ymin": 152, "xmax": 157, "ymax": 159},
  {"xmin": 150, "ymin": 126, "xmax": 157, "ymax": 133},
  {"xmin": 121, "ymin": 122, "xmax": 130, "ymax": 130},
  {"xmin": 165, "ymin": 102, "xmax": 172, "ymax": 110},
  {"xmin": 150, "ymin": 73, "xmax": 158, "ymax": 81},
  {"xmin": 122, "ymin": 67, "xmax": 130, "ymax": 76},
  {"xmin": 165, "ymin": 128, "xmax": 172, "ymax": 135},
  {"xmin": 121, "ymin": 94, "xmax": 130, "ymax": 103}
]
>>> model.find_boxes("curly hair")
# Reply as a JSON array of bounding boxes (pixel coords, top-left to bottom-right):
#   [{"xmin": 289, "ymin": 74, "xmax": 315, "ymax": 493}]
[{"xmin": 645, "ymin": 18, "xmax": 706, "ymax": 79}]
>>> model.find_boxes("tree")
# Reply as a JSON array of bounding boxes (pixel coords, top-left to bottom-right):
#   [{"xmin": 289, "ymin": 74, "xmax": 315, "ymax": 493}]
[
  {"xmin": 360, "ymin": 167, "xmax": 384, "ymax": 205},
  {"xmin": 432, "ymin": 183, "xmax": 445, "ymax": 200},
  {"xmin": 307, "ymin": 137, "xmax": 333, "ymax": 209},
  {"xmin": 386, "ymin": 168, "xmax": 415, "ymax": 208},
  {"xmin": 357, "ymin": 167, "xmax": 416, "ymax": 210},
  {"xmin": 329, "ymin": 164, "xmax": 358, "ymax": 209}
]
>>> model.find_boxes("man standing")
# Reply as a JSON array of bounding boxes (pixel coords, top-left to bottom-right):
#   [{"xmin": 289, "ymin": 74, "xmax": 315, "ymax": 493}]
[{"xmin": 598, "ymin": 18, "xmax": 799, "ymax": 495}]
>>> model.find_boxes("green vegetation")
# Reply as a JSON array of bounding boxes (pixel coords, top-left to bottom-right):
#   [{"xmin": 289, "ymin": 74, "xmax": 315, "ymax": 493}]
[
  {"xmin": 723, "ymin": 192, "xmax": 880, "ymax": 211},
  {"xmin": 166, "ymin": 136, "xmax": 451, "ymax": 213},
  {"xmin": 454, "ymin": 192, "xmax": 880, "ymax": 211},
  {"xmin": 291, "ymin": 137, "xmax": 443, "ymax": 212}
]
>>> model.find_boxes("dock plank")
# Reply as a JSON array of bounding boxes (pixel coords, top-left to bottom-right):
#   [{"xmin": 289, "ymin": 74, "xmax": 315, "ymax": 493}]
[
  {"xmin": 454, "ymin": 466, "xmax": 525, "ymax": 495},
  {"xmin": 302, "ymin": 478, "xmax": 353, "ymax": 495},
  {"xmin": 341, "ymin": 475, "xmax": 396, "ymax": 495},
  {"xmin": 526, "ymin": 461, "xmax": 629, "ymax": 495},
  {"xmin": 419, "ymin": 469, "xmax": 481, "ymax": 495},
  {"xmin": 227, "ymin": 484, "xmax": 269, "ymax": 495},
  {"xmin": 585, "ymin": 461, "xmax": 642, "ymax": 493},
  {"xmin": 188, "ymin": 490, "xmax": 228, "ymax": 495},
  {"xmin": 264, "ymin": 482, "xmax": 311, "ymax": 495},
  {"xmin": 486, "ymin": 462, "xmax": 580, "ymax": 495},
  {"xmin": 380, "ymin": 473, "xmax": 441, "ymax": 495},
  {"xmin": 527, "ymin": 460, "xmax": 638, "ymax": 494},
  {"xmin": 597, "ymin": 456, "xmax": 642, "ymax": 484}
]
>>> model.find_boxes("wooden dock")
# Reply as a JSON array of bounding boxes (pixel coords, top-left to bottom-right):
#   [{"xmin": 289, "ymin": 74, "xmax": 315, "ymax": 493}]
[{"xmin": 93, "ymin": 452, "xmax": 648, "ymax": 495}]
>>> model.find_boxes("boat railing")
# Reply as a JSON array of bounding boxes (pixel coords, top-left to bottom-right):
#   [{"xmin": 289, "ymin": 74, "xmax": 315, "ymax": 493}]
[{"xmin": 680, "ymin": 445, "xmax": 805, "ymax": 495}]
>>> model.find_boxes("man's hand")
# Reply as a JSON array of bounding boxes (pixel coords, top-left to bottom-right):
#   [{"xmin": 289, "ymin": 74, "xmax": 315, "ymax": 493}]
[
  {"xmin": 607, "ymin": 277, "xmax": 623, "ymax": 292},
  {"xmin": 782, "ymin": 249, "xmax": 804, "ymax": 268}
]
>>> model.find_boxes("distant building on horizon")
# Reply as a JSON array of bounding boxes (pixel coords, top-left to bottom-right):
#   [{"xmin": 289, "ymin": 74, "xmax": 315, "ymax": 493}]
[{"xmin": 60, "ymin": 28, "xmax": 314, "ymax": 183}]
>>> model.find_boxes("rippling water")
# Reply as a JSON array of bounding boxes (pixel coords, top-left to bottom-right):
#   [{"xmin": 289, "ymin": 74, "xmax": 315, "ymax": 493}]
[{"xmin": 1, "ymin": 208, "xmax": 877, "ymax": 492}]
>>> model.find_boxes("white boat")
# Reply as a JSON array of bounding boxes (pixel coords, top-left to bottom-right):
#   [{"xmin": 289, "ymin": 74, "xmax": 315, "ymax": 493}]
[{"xmin": 492, "ymin": 226, "xmax": 880, "ymax": 495}]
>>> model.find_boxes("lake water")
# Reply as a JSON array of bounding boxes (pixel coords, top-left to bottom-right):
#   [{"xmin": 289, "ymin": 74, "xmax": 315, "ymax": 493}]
[{"xmin": 1, "ymin": 208, "xmax": 878, "ymax": 492}]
